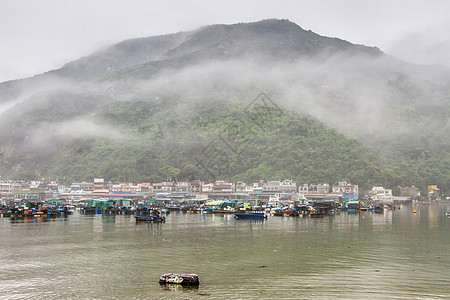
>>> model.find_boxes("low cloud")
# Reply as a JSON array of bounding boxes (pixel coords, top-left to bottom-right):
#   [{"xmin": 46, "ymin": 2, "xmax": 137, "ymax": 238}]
[
  {"xmin": 120, "ymin": 51, "xmax": 437, "ymax": 142},
  {"xmin": 28, "ymin": 118, "xmax": 127, "ymax": 148},
  {"xmin": 387, "ymin": 22, "xmax": 450, "ymax": 68}
]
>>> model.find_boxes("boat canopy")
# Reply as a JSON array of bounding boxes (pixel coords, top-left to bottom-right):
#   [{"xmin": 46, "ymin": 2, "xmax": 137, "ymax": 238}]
[{"xmin": 204, "ymin": 200, "xmax": 224, "ymax": 206}]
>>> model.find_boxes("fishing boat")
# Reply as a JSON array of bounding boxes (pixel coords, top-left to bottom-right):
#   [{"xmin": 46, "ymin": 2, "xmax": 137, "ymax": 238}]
[{"xmin": 234, "ymin": 212, "xmax": 267, "ymax": 219}]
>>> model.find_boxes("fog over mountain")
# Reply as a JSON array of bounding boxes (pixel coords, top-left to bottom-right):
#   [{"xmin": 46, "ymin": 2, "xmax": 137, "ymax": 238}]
[{"xmin": 0, "ymin": 19, "xmax": 448, "ymax": 191}]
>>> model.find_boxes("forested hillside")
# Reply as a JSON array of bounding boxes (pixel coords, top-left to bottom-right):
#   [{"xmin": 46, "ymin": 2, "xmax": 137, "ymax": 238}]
[{"xmin": 1, "ymin": 94, "xmax": 445, "ymax": 193}]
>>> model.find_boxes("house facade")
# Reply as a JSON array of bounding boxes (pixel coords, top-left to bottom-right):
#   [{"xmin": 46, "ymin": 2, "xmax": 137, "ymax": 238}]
[
  {"xmin": 369, "ymin": 186, "xmax": 393, "ymax": 201},
  {"xmin": 332, "ymin": 181, "xmax": 358, "ymax": 196}
]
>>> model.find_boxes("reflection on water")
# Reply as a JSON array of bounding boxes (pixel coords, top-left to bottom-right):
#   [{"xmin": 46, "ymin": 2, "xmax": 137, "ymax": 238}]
[
  {"xmin": 159, "ymin": 283, "xmax": 199, "ymax": 292},
  {"xmin": 0, "ymin": 205, "xmax": 449, "ymax": 299}
]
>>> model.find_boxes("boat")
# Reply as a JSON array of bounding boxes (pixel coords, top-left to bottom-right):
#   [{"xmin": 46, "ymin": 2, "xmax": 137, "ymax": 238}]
[
  {"xmin": 234, "ymin": 212, "xmax": 267, "ymax": 219},
  {"xmin": 309, "ymin": 211, "xmax": 324, "ymax": 218},
  {"xmin": 135, "ymin": 215, "xmax": 165, "ymax": 222},
  {"xmin": 159, "ymin": 273, "xmax": 199, "ymax": 285},
  {"xmin": 280, "ymin": 209, "xmax": 299, "ymax": 216}
]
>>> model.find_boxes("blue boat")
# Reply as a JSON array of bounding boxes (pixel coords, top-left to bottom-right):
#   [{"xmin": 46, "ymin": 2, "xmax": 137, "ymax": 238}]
[{"xmin": 234, "ymin": 212, "xmax": 267, "ymax": 219}]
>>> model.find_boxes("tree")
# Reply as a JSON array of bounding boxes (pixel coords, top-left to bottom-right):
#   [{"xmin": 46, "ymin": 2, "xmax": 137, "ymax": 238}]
[
  {"xmin": 158, "ymin": 166, "xmax": 181, "ymax": 181},
  {"xmin": 179, "ymin": 164, "xmax": 199, "ymax": 181}
]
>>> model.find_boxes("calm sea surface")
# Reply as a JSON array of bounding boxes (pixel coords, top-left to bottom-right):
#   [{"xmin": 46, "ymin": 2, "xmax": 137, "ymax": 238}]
[{"xmin": 0, "ymin": 204, "xmax": 449, "ymax": 299}]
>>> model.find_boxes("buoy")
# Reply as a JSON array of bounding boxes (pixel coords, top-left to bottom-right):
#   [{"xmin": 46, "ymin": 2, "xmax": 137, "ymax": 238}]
[{"xmin": 413, "ymin": 210, "xmax": 417, "ymax": 214}]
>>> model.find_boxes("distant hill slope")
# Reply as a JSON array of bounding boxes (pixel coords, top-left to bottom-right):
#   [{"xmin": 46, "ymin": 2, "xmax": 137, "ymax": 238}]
[
  {"xmin": 0, "ymin": 95, "xmax": 394, "ymax": 191},
  {"xmin": 0, "ymin": 19, "xmax": 448, "ymax": 193}
]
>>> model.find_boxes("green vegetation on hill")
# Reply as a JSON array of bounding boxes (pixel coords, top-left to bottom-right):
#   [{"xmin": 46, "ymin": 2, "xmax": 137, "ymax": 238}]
[{"xmin": 6, "ymin": 96, "xmax": 445, "ymax": 195}]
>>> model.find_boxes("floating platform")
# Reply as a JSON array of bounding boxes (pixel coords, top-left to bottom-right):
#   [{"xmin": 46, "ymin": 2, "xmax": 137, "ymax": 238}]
[{"xmin": 159, "ymin": 273, "xmax": 199, "ymax": 285}]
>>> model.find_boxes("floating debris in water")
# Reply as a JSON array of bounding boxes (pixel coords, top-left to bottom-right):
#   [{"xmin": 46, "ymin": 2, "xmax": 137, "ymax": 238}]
[{"xmin": 159, "ymin": 273, "xmax": 199, "ymax": 286}]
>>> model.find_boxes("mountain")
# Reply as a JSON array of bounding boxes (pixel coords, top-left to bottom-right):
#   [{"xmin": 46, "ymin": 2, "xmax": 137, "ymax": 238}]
[{"xmin": 0, "ymin": 19, "xmax": 449, "ymax": 193}]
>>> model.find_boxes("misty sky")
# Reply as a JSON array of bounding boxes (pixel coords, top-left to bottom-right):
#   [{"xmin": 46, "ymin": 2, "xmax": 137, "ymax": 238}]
[{"xmin": 1, "ymin": 0, "xmax": 450, "ymax": 82}]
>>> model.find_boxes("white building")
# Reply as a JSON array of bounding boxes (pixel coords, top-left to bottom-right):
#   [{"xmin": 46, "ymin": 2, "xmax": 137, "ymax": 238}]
[
  {"xmin": 263, "ymin": 181, "xmax": 281, "ymax": 192},
  {"xmin": 298, "ymin": 184, "xmax": 309, "ymax": 194},
  {"xmin": 213, "ymin": 181, "xmax": 235, "ymax": 193},
  {"xmin": 279, "ymin": 179, "xmax": 297, "ymax": 193},
  {"xmin": 332, "ymin": 181, "xmax": 358, "ymax": 195},
  {"xmin": 202, "ymin": 183, "xmax": 213, "ymax": 193},
  {"xmin": 0, "ymin": 181, "xmax": 22, "ymax": 193},
  {"xmin": 369, "ymin": 186, "xmax": 393, "ymax": 201},
  {"xmin": 161, "ymin": 182, "xmax": 175, "ymax": 192},
  {"xmin": 316, "ymin": 183, "xmax": 330, "ymax": 194}
]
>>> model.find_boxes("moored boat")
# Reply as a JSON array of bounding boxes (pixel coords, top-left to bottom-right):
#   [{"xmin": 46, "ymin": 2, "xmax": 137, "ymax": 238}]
[{"xmin": 234, "ymin": 212, "xmax": 267, "ymax": 219}]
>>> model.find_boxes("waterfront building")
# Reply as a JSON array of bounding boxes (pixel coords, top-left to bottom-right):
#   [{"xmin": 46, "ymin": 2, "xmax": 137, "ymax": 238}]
[
  {"xmin": 262, "ymin": 180, "xmax": 297, "ymax": 194},
  {"xmin": 94, "ymin": 178, "xmax": 105, "ymax": 189},
  {"xmin": 279, "ymin": 180, "xmax": 297, "ymax": 193},
  {"xmin": 58, "ymin": 185, "xmax": 67, "ymax": 194},
  {"xmin": 93, "ymin": 178, "xmax": 108, "ymax": 194},
  {"xmin": 68, "ymin": 182, "xmax": 94, "ymax": 193},
  {"xmin": 128, "ymin": 184, "xmax": 139, "ymax": 193},
  {"xmin": 0, "ymin": 181, "xmax": 22, "ymax": 193},
  {"xmin": 152, "ymin": 183, "xmax": 163, "ymax": 193},
  {"xmin": 369, "ymin": 186, "xmax": 393, "ymax": 201},
  {"xmin": 175, "ymin": 182, "xmax": 189, "ymax": 192},
  {"xmin": 202, "ymin": 183, "xmax": 213, "ymax": 193},
  {"xmin": 236, "ymin": 181, "xmax": 246, "ymax": 192},
  {"xmin": 243, "ymin": 185, "xmax": 254, "ymax": 194},
  {"xmin": 80, "ymin": 182, "xmax": 94, "ymax": 193},
  {"xmin": 42, "ymin": 182, "xmax": 59, "ymax": 192},
  {"xmin": 161, "ymin": 182, "xmax": 175, "ymax": 192},
  {"xmin": 213, "ymin": 181, "xmax": 235, "ymax": 193},
  {"xmin": 298, "ymin": 184, "xmax": 309, "ymax": 194},
  {"xmin": 399, "ymin": 186, "xmax": 420, "ymax": 199},
  {"xmin": 252, "ymin": 182, "xmax": 263, "ymax": 194},
  {"xmin": 121, "ymin": 184, "xmax": 131, "ymax": 192},
  {"xmin": 138, "ymin": 183, "xmax": 151, "ymax": 192},
  {"xmin": 332, "ymin": 181, "xmax": 358, "ymax": 197},
  {"xmin": 263, "ymin": 181, "xmax": 281, "ymax": 192},
  {"xmin": 111, "ymin": 184, "xmax": 122, "ymax": 193},
  {"xmin": 189, "ymin": 181, "xmax": 203, "ymax": 193},
  {"xmin": 253, "ymin": 186, "xmax": 263, "ymax": 194},
  {"xmin": 316, "ymin": 183, "xmax": 330, "ymax": 194},
  {"xmin": 236, "ymin": 181, "xmax": 254, "ymax": 194},
  {"xmin": 70, "ymin": 183, "xmax": 82, "ymax": 193}
]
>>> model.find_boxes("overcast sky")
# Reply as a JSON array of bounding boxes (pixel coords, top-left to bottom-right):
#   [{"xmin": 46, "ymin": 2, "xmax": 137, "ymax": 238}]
[{"xmin": 1, "ymin": 0, "xmax": 450, "ymax": 82}]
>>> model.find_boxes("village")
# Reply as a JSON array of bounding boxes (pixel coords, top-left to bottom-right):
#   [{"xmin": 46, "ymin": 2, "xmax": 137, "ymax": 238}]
[{"xmin": 0, "ymin": 177, "xmax": 441, "ymax": 208}]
